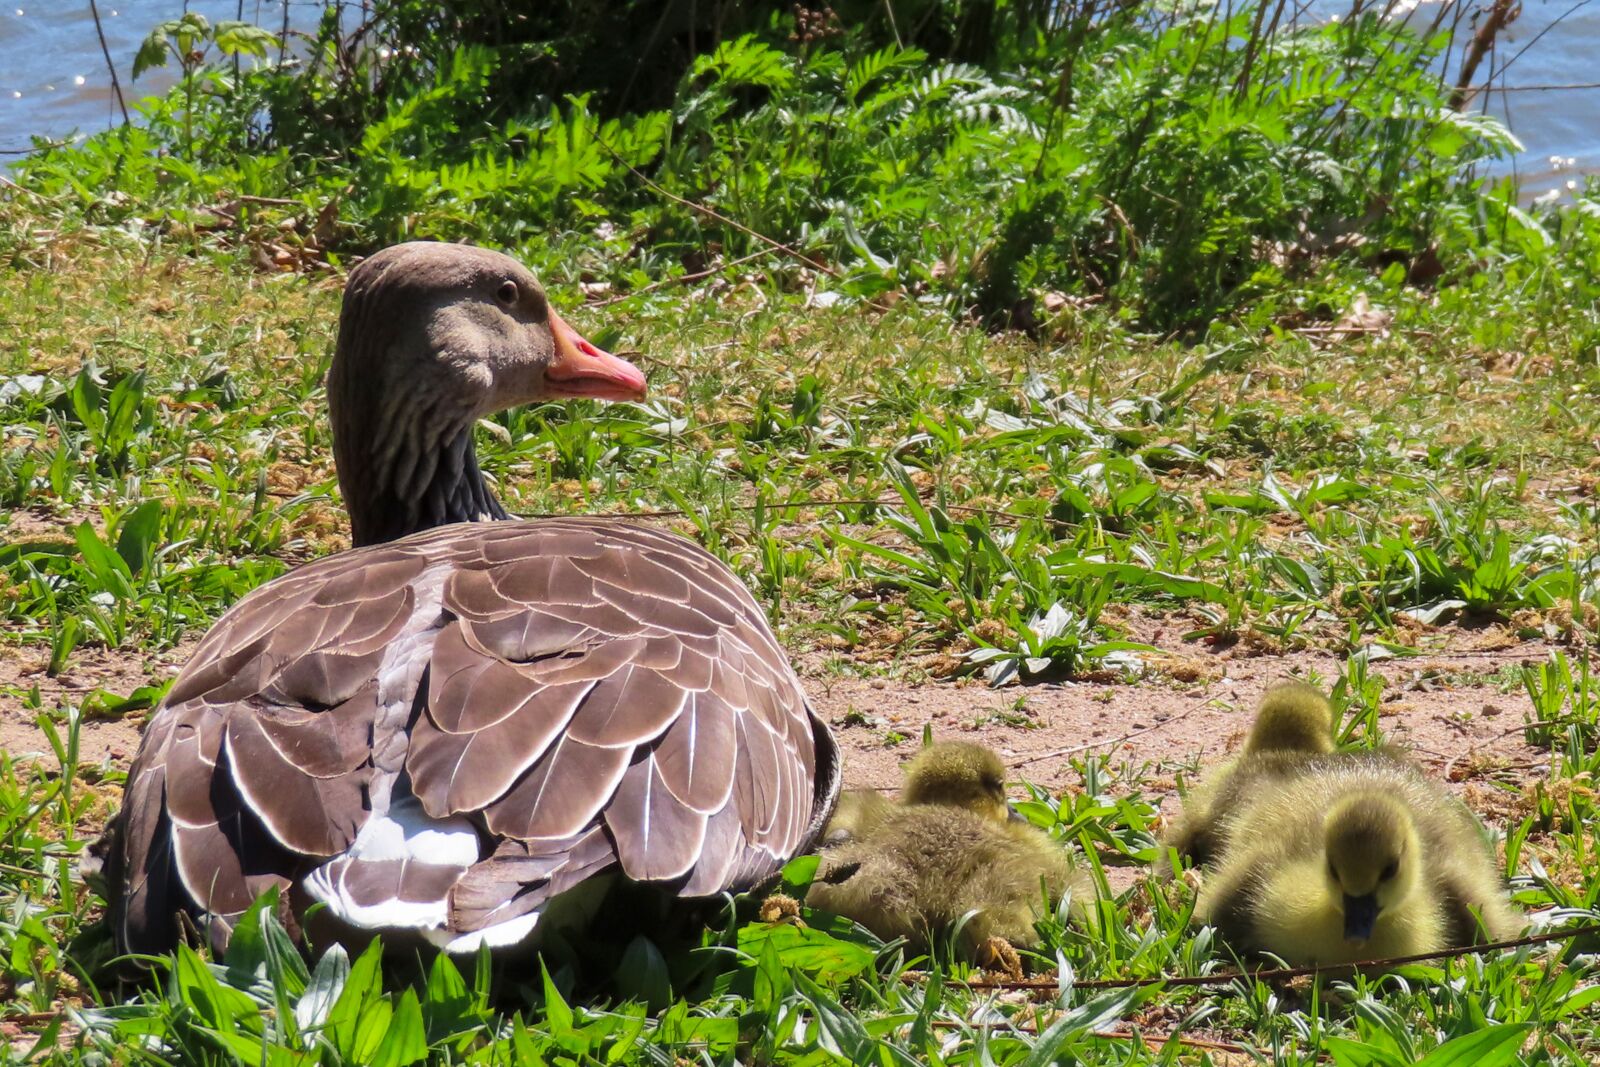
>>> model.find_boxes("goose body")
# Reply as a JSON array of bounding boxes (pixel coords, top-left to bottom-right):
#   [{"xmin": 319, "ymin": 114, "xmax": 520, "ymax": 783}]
[
  {"xmin": 806, "ymin": 742, "xmax": 1086, "ymax": 967},
  {"xmin": 96, "ymin": 243, "xmax": 841, "ymax": 954}
]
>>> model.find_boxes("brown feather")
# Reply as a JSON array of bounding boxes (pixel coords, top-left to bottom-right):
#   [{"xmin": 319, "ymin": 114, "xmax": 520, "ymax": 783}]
[
  {"xmin": 482, "ymin": 733, "xmax": 632, "ymax": 839},
  {"xmin": 677, "ymin": 801, "xmax": 744, "ymax": 896},
  {"xmin": 605, "ymin": 755, "xmax": 709, "ymax": 881},
  {"xmin": 450, "ymin": 826, "xmax": 615, "ymax": 931},
  {"xmin": 563, "ymin": 664, "xmax": 686, "ymax": 747},
  {"xmin": 407, "ymin": 673, "xmax": 597, "ymax": 815},
  {"xmin": 225, "ymin": 694, "xmax": 373, "ymax": 856},
  {"xmin": 653, "ymin": 691, "xmax": 738, "ymax": 814},
  {"xmin": 734, "ymin": 712, "xmax": 785, "ymax": 844}
]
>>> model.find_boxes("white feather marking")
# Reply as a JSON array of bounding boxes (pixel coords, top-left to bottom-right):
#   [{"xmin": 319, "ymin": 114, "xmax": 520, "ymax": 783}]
[
  {"xmin": 637, "ymin": 759, "xmax": 653, "ymax": 846},
  {"xmin": 302, "ymin": 793, "xmax": 478, "ymax": 932},
  {"xmin": 366, "ymin": 563, "xmax": 453, "ymax": 815},
  {"xmin": 426, "ymin": 911, "xmax": 541, "ymax": 953},
  {"xmin": 682, "ymin": 693, "xmax": 698, "ymax": 786}
]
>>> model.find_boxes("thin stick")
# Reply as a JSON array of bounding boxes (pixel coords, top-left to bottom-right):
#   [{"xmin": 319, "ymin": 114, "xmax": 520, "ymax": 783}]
[
  {"xmin": 1013, "ymin": 703, "xmax": 1202, "ymax": 767},
  {"xmin": 1475, "ymin": 0, "xmax": 1596, "ymax": 87},
  {"xmin": 1291, "ymin": 325, "xmax": 1436, "ymax": 338},
  {"xmin": 0, "ymin": 141, "xmax": 68, "ymax": 156},
  {"xmin": 928, "ymin": 1019, "xmax": 1248, "ymax": 1052},
  {"xmin": 0, "ymin": 172, "xmax": 50, "ymax": 203},
  {"xmin": 1440, "ymin": 718, "xmax": 1559, "ymax": 781},
  {"xmin": 1469, "ymin": 81, "xmax": 1600, "ymax": 93},
  {"xmin": 1450, "ymin": 0, "xmax": 1519, "ymax": 110},
  {"xmin": 88, "ymin": 0, "xmax": 131, "ymax": 128},
  {"xmin": 590, "ymin": 248, "xmax": 779, "ymax": 306},
  {"xmin": 513, "ymin": 496, "xmax": 1095, "ymax": 533},
  {"xmin": 589, "ymin": 130, "xmax": 842, "ymax": 280},
  {"xmin": 941, "ymin": 923, "xmax": 1600, "ymax": 993},
  {"xmin": 234, "ymin": 194, "xmax": 304, "ymax": 207}
]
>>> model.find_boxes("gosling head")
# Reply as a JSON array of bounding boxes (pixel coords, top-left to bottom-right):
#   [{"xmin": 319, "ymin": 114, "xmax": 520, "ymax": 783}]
[
  {"xmin": 901, "ymin": 742, "xmax": 1011, "ymax": 823},
  {"xmin": 1245, "ymin": 680, "xmax": 1336, "ymax": 755},
  {"xmin": 1322, "ymin": 794, "xmax": 1421, "ymax": 944}
]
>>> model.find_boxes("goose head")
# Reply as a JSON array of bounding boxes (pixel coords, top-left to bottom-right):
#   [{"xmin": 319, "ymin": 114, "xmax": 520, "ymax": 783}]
[
  {"xmin": 1322, "ymin": 793, "xmax": 1421, "ymax": 944},
  {"xmin": 327, "ymin": 242, "xmax": 647, "ymax": 546},
  {"xmin": 901, "ymin": 741, "xmax": 1011, "ymax": 823}
]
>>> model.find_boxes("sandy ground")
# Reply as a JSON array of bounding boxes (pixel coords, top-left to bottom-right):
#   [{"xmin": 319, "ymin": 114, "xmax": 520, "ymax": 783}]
[
  {"xmin": 1, "ymin": 611, "xmax": 1554, "ymax": 839},
  {"xmin": 816, "ymin": 643, "xmax": 1549, "ymax": 795}
]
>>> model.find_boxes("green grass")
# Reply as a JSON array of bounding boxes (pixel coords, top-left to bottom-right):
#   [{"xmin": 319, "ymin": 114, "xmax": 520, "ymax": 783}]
[{"xmin": 0, "ymin": 221, "xmax": 1598, "ymax": 1063}]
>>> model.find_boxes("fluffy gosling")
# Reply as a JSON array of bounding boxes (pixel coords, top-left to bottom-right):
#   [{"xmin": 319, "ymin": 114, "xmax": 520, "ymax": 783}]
[
  {"xmin": 805, "ymin": 742, "xmax": 1087, "ymax": 974},
  {"xmin": 1195, "ymin": 751, "xmax": 1520, "ymax": 966},
  {"xmin": 1163, "ymin": 680, "xmax": 1337, "ymax": 867}
]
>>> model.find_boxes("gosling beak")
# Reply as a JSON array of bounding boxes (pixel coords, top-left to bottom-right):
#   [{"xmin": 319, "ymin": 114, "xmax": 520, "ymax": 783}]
[
  {"xmin": 1007, "ymin": 804, "xmax": 1028, "ymax": 824},
  {"xmin": 543, "ymin": 308, "xmax": 648, "ymax": 402},
  {"xmin": 1343, "ymin": 893, "xmax": 1379, "ymax": 943}
]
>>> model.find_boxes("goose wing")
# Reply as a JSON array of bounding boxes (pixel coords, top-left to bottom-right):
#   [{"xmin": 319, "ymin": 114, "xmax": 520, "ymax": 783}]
[{"xmin": 109, "ymin": 519, "xmax": 839, "ymax": 954}]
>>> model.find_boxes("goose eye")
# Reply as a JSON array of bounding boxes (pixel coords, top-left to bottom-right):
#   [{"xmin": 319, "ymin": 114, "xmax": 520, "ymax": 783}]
[
  {"xmin": 495, "ymin": 280, "xmax": 519, "ymax": 307},
  {"xmin": 1327, "ymin": 859, "xmax": 1339, "ymax": 882},
  {"xmin": 1380, "ymin": 861, "xmax": 1398, "ymax": 881}
]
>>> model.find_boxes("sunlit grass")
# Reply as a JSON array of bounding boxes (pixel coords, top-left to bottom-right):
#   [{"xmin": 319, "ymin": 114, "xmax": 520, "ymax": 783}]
[{"xmin": 0, "ymin": 224, "xmax": 1597, "ymax": 1064}]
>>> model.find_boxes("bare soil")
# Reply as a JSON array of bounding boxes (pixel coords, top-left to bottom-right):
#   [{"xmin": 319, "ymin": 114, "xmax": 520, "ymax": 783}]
[
  {"xmin": 0, "ymin": 641, "xmax": 194, "ymax": 769},
  {"xmin": 1, "ymin": 610, "xmax": 1555, "ymax": 842},
  {"xmin": 814, "ymin": 641, "xmax": 1549, "ymax": 796}
]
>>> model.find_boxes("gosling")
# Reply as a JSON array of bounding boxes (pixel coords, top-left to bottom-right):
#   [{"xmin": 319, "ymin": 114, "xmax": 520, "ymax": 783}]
[
  {"xmin": 1164, "ymin": 680, "xmax": 1337, "ymax": 867},
  {"xmin": 805, "ymin": 742, "xmax": 1088, "ymax": 974},
  {"xmin": 1195, "ymin": 751, "xmax": 1521, "ymax": 966}
]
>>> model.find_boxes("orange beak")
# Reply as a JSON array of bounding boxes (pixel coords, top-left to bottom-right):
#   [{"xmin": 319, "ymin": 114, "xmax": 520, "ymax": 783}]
[{"xmin": 544, "ymin": 309, "xmax": 648, "ymax": 402}]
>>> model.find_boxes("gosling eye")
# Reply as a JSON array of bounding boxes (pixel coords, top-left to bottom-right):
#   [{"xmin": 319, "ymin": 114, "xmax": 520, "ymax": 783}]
[
  {"xmin": 495, "ymin": 280, "xmax": 519, "ymax": 307},
  {"xmin": 1327, "ymin": 859, "xmax": 1339, "ymax": 883},
  {"xmin": 1380, "ymin": 861, "xmax": 1399, "ymax": 882}
]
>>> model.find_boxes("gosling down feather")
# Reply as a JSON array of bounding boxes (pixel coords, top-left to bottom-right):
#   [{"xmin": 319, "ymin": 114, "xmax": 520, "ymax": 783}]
[
  {"xmin": 806, "ymin": 742, "xmax": 1086, "ymax": 963},
  {"xmin": 93, "ymin": 243, "xmax": 842, "ymax": 956},
  {"xmin": 1174, "ymin": 683, "xmax": 1519, "ymax": 966},
  {"xmin": 1163, "ymin": 680, "xmax": 1336, "ymax": 867}
]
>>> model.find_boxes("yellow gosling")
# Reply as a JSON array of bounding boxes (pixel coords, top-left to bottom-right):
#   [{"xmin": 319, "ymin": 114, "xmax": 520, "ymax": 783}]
[
  {"xmin": 1163, "ymin": 680, "xmax": 1337, "ymax": 868},
  {"xmin": 1195, "ymin": 754, "xmax": 1520, "ymax": 967},
  {"xmin": 806, "ymin": 741, "xmax": 1089, "ymax": 974}
]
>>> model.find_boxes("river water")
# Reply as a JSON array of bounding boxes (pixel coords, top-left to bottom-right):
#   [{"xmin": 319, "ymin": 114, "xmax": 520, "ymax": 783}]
[{"xmin": 0, "ymin": 1, "xmax": 1595, "ymax": 195}]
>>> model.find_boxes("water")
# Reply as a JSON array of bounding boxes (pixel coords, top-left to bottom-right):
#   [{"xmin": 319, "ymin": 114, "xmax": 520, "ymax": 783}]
[
  {"xmin": 1478, "ymin": 0, "xmax": 1600, "ymax": 194},
  {"xmin": 0, "ymin": 3, "xmax": 321, "ymax": 154},
  {"xmin": 1362, "ymin": 0, "xmax": 1600, "ymax": 196},
  {"xmin": 0, "ymin": 1, "xmax": 1595, "ymax": 193}
]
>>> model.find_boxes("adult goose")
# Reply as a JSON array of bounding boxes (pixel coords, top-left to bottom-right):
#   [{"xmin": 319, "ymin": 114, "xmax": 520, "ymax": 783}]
[{"xmin": 96, "ymin": 242, "xmax": 842, "ymax": 955}]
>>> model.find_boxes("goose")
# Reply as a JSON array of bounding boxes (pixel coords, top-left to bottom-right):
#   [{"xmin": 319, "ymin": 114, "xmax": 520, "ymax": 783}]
[
  {"xmin": 806, "ymin": 742, "xmax": 1087, "ymax": 974},
  {"xmin": 1194, "ymin": 751, "xmax": 1520, "ymax": 966},
  {"xmin": 93, "ymin": 242, "xmax": 842, "ymax": 956},
  {"xmin": 1163, "ymin": 680, "xmax": 1336, "ymax": 868}
]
